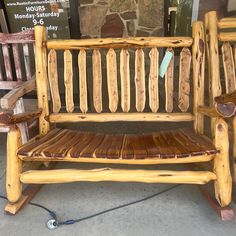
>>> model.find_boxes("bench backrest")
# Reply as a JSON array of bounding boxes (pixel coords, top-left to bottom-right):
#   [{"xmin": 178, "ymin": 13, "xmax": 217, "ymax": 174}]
[
  {"xmin": 0, "ymin": 30, "xmax": 35, "ymax": 90},
  {"xmin": 34, "ymin": 24, "xmax": 205, "ymax": 135},
  {"xmin": 205, "ymin": 11, "xmax": 236, "ymax": 102}
]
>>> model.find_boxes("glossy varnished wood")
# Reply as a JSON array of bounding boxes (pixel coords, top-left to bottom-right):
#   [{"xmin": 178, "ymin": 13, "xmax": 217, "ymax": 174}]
[{"xmin": 18, "ymin": 128, "xmax": 218, "ymax": 160}]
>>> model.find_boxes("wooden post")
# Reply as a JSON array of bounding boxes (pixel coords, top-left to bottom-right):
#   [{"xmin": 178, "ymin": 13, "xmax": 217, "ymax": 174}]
[
  {"xmin": 233, "ymin": 117, "xmax": 236, "ymax": 191},
  {"xmin": 35, "ymin": 26, "xmax": 50, "ymax": 135},
  {"xmin": 6, "ymin": 125, "xmax": 22, "ymax": 203},
  {"xmin": 214, "ymin": 118, "xmax": 232, "ymax": 207},
  {"xmin": 206, "ymin": 11, "xmax": 222, "ymax": 137},
  {"xmin": 192, "ymin": 21, "xmax": 205, "ymax": 134}
]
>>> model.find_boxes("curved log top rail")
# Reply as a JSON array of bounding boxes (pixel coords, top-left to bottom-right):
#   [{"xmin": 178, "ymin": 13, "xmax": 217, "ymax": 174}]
[{"xmin": 46, "ymin": 37, "xmax": 193, "ymax": 50}]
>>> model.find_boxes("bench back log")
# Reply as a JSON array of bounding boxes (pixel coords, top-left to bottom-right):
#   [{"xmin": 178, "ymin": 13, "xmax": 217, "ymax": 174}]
[
  {"xmin": 34, "ymin": 24, "xmax": 205, "ymax": 135},
  {"xmin": 0, "ymin": 30, "xmax": 35, "ymax": 90}
]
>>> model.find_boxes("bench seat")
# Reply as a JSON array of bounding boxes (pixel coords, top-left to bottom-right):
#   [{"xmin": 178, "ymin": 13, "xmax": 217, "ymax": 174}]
[{"xmin": 17, "ymin": 128, "xmax": 218, "ymax": 161}]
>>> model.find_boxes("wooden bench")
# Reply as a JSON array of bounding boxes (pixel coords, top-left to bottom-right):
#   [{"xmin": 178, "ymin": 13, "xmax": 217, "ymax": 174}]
[
  {"xmin": 0, "ymin": 30, "xmax": 36, "ymax": 143},
  {"xmin": 204, "ymin": 11, "xmax": 236, "ymax": 198},
  {"xmin": 0, "ymin": 23, "xmax": 232, "ymax": 214}
]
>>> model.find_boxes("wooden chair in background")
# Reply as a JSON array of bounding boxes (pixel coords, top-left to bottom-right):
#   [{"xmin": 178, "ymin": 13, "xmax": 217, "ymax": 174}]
[{"xmin": 0, "ymin": 30, "xmax": 36, "ymax": 143}]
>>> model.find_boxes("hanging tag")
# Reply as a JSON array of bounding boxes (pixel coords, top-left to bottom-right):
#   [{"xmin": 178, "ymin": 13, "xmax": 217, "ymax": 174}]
[{"xmin": 159, "ymin": 50, "xmax": 173, "ymax": 78}]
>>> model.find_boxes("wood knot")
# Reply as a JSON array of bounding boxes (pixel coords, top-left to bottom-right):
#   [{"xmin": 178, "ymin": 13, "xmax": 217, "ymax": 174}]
[{"xmin": 217, "ymin": 124, "xmax": 223, "ymax": 131}]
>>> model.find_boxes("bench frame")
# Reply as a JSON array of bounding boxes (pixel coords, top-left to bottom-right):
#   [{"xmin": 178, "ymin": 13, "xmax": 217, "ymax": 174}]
[{"xmin": 1, "ymin": 22, "xmax": 232, "ymax": 215}]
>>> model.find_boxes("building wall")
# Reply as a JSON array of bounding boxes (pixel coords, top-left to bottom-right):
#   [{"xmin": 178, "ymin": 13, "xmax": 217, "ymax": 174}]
[{"xmin": 79, "ymin": 0, "xmax": 164, "ymax": 38}]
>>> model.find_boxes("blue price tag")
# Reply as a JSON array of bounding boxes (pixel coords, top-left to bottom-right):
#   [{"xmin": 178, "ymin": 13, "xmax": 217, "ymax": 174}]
[{"xmin": 159, "ymin": 51, "xmax": 173, "ymax": 78}]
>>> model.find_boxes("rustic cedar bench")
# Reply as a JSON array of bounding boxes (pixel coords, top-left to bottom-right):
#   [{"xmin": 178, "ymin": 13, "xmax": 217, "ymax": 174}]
[
  {"xmin": 0, "ymin": 22, "xmax": 232, "ymax": 214},
  {"xmin": 204, "ymin": 11, "xmax": 236, "ymax": 191}
]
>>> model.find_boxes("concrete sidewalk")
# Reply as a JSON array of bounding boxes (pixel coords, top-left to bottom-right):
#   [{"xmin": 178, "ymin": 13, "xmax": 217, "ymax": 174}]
[{"xmin": 1, "ymin": 133, "xmax": 236, "ymax": 236}]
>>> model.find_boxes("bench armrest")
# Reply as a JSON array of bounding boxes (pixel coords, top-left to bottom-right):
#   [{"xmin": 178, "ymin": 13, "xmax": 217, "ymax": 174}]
[
  {"xmin": 214, "ymin": 90, "xmax": 236, "ymax": 118},
  {"xmin": 0, "ymin": 77, "xmax": 36, "ymax": 110},
  {"xmin": 198, "ymin": 106, "xmax": 225, "ymax": 118},
  {"xmin": 0, "ymin": 109, "xmax": 41, "ymax": 126}
]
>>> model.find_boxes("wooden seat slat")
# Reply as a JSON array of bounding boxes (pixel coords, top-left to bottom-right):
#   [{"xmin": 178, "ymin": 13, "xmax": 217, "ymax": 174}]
[
  {"xmin": 106, "ymin": 134, "xmax": 124, "ymax": 159},
  {"xmin": 18, "ymin": 128, "xmax": 218, "ymax": 160},
  {"xmin": 18, "ymin": 129, "xmax": 61, "ymax": 156},
  {"xmin": 34, "ymin": 129, "xmax": 69, "ymax": 156},
  {"xmin": 95, "ymin": 134, "xmax": 116, "ymax": 158},
  {"xmin": 41, "ymin": 130, "xmax": 80, "ymax": 157},
  {"xmin": 68, "ymin": 133, "xmax": 95, "ymax": 158},
  {"xmin": 173, "ymin": 130, "xmax": 205, "ymax": 156},
  {"xmin": 141, "ymin": 134, "xmax": 161, "ymax": 158},
  {"xmin": 80, "ymin": 133, "xmax": 106, "ymax": 158},
  {"xmin": 121, "ymin": 134, "xmax": 134, "ymax": 159}
]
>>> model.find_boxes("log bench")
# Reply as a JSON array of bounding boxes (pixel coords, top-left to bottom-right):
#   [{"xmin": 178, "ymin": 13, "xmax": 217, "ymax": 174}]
[{"xmin": 0, "ymin": 23, "xmax": 232, "ymax": 215}]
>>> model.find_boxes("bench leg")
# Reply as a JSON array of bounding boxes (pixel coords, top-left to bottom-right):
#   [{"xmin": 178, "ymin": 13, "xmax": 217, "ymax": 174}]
[
  {"xmin": 214, "ymin": 118, "xmax": 232, "ymax": 207},
  {"xmin": 6, "ymin": 126, "xmax": 22, "ymax": 203},
  {"xmin": 5, "ymin": 185, "xmax": 42, "ymax": 215},
  {"xmin": 233, "ymin": 117, "xmax": 236, "ymax": 202}
]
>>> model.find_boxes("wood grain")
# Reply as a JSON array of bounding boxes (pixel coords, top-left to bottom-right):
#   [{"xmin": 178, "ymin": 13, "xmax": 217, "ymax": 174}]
[
  {"xmin": 178, "ymin": 47, "xmax": 191, "ymax": 112},
  {"xmin": 12, "ymin": 44, "xmax": 22, "ymax": 81},
  {"xmin": 2, "ymin": 44, "xmax": 13, "ymax": 81},
  {"xmin": 149, "ymin": 48, "xmax": 159, "ymax": 112},
  {"xmin": 6, "ymin": 126, "xmax": 22, "ymax": 203},
  {"xmin": 92, "ymin": 49, "xmax": 102, "ymax": 113},
  {"xmin": 120, "ymin": 49, "xmax": 130, "ymax": 112},
  {"xmin": 20, "ymin": 169, "xmax": 216, "ymax": 184},
  {"xmin": 78, "ymin": 49, "xmax": 88, "ymax": 113},
  {"xmin": 106, "ymin": 48, "xmax": 118, "ymax": 112},
  {"xmin": 47, "ymin": 37, "xmax": 193, "ymax": 50},
  {"xmin": 35, "ymin": 26, "xmax": 50, "ymax": 134},
  {"xmin": 23, "ymin": 43, "xmax": 32, "ymax": 81},
  {"xmin": 64, "ymin": 50, "xmax": 74, "ymax": 113},
  {"xmin": 135, "ymin": 49, "xmax": 145, "ymax": 112},
  {"xmin": 48, "ymin": 49, "xmax": 61, "ymax": 113},
  {"xmin": 47, "ymin": 112, "xmax": 194, "ymax": 123},
  {"xmin": 18, "ymin": 128, "xmax": 217, "ymax": 159},
  {"xmin": 214, "ymin": 118, "xmax": 232, "ymax": 207},
  {"xmin": 192, "ymin": 21, "xmax": 205, "ymax": 134},
  {"xmin": 222, "ymin": 43, "xmax": 236, "ymax": 93},
  {"xmin": 165, "ymin": 48, "xmax": 174, "ymax": 113}
]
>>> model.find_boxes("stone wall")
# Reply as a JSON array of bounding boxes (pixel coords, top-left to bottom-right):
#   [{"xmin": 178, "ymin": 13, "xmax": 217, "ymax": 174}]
[{"xmin": 79, "ymin": 0, "xmax": 164, "ymax": 38}]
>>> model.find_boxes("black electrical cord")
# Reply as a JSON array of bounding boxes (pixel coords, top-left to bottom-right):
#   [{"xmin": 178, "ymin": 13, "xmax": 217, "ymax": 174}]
[
  {"xmin": 0, "ymin": 184, "xmax": 181, "ymax": 229},
  {"xmin": 0, "ymin": 194, "xmax": 57, "ymax": 221}
]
